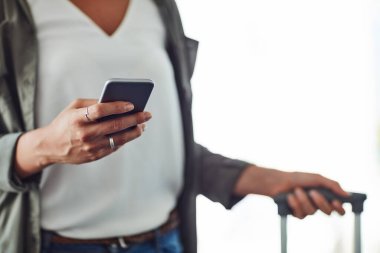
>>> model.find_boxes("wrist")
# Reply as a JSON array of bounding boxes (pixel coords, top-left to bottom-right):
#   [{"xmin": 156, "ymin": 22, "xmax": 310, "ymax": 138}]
[
  {"xmin": 15, "ymin": 127, "xmax": 53, "ymax": 179},
  {"xmin": 233, "ymin": 164, "xmax": 261, "ymax": 196}
]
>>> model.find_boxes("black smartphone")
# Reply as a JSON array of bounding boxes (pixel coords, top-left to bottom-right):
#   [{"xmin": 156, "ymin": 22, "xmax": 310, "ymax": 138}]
[{"xmin": 98, "ymin": 78, "xmax": 154, "ymax": 121}]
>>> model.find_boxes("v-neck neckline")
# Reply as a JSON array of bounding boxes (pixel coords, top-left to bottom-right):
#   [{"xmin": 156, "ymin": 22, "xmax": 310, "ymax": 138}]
[{"xmin": 65, "ymin": 0, "xmax": 135, "ymax": 39}]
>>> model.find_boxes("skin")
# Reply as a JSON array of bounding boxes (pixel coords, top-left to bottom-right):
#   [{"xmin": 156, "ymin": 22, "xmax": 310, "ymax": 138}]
[
  {"xmin": 233, "ymin": 166, "xmax": 348, "ymax": 218},
  {"xmin": 69, "ymin": 0, "xmax": 131, "ymax": 36},
  {"xmin": 14, "ymin": 0, "xmax": 348, "ymax": 221},
  {"xmin": 15, "ymin": 99, "xmax": 152, "ymax": 178}
]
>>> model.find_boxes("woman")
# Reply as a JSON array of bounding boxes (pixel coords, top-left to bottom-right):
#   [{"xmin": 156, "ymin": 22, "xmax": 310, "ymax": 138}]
[{"xmin": 0, "ymin": 0, "xmax": 348, "ymax": 252}]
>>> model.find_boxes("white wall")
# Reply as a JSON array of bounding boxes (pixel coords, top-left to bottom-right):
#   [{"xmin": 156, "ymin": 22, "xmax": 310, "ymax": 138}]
[{"xmin": 175, "ymin": 0, "xmax": 380, "ymax": 252}]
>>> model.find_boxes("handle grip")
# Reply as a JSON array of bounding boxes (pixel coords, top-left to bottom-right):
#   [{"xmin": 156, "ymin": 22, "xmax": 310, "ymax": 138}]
[{"xmin": 273, "ymin": 187, "xmax": 367, "ymax": 216}]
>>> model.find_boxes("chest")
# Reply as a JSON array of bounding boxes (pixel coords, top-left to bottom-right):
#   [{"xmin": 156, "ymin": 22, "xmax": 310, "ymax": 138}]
[
  {"xmin": 28, "ymin": 0, "xmax": 176, "ymax": 126},
  {"xmin": 69, "ymin": 0, "xmax": 130, "ymax": 36}
]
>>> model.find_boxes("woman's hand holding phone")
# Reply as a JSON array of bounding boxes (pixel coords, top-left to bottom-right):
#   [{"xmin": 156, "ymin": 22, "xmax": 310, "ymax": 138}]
[
  {"xmin": 14, "ymin": 98, "xmax": 152, "ymax": 179},
  {"xmin": 45, "ymin": 98, "xmax": 152, "ymax": 163}
]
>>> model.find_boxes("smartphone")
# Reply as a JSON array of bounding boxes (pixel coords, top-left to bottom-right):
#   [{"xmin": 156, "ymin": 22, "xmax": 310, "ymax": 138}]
[{"xmin": 98, "ymin": 78, "xmax": 154, "ymax": 121}]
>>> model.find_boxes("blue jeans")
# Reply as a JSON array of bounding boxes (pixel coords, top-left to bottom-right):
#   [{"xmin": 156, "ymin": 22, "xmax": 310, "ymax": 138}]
[{"xmin": 41, "ymin": 229, "xmax": 183, "ymax": 253}]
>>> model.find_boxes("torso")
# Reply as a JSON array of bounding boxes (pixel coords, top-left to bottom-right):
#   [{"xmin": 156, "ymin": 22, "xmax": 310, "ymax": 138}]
[{"xmin": 27, "ymin": 0, "xmax": 185, "ymax": 239}]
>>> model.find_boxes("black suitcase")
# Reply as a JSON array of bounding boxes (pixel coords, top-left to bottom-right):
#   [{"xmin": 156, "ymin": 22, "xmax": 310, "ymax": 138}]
[{"xmin": 273, "ymin": 188, "xmax": 367, "ymax": 253}]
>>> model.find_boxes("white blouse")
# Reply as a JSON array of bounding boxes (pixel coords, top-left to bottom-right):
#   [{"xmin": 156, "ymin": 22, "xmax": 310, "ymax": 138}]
[{"xmin": 28, "ymin": 0, "xmax": 184, "ymax": 238}]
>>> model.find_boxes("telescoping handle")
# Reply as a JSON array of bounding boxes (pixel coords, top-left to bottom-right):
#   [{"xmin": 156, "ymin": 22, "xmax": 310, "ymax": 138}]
[
  {"xmin": 273, "ymin": 188, "xmax": 367, "ymax": 253},
  {"xmin": 273, "ymin": 187, "xmax": 367, "ymax": 216}
]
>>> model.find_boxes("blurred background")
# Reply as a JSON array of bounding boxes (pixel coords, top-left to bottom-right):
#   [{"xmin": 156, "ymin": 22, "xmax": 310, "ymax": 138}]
[{"xmin": 176, "ymin": 0, "xmax": 380, "ymax": 252}]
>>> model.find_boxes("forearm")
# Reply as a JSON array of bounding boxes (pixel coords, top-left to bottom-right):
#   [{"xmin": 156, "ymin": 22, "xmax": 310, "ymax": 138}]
[{"xmin": 14, "ymin": 127, "xmax": 52, "ymax": 179}]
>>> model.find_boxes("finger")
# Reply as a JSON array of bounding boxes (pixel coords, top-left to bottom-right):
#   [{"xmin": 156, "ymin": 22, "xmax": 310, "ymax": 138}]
[
  {"xmin": 93, "ymin": 112, "xmax": 151, "ymax": 136},
  {"xmin": 84, "ymin": 101, "xmax": 135, "ymax": 122},
  {"xmin": 294, "ymin": 188, "xmax": 317, "ymax": 215},
  {"xmin": 309, "ymin": 190, "xmax": 333, "ymax": 215},
  {"xmin": 332, "ymin": 200, "xmax": 345, "ymax": 215},
  {"xmin": 291, "ymin": 172, "xmax": 349, "ymax": 198},
  {"xmin": 112, "ymin": 124, "xmax": 146, "ymax": 146},
  {"xmin": 287, "ymin": 193, "xmax": 306, "ymax": 219},
  {"xmin": 74, "ymin": 113, "xmax": 150, "ymax": 142},
  {"xmin": 69, "ymin": 99, "xmax": 98, "ymax": 109},
  {"xmin": 93, "ymin": 124, "xmax": 146, "ymax": 150}
]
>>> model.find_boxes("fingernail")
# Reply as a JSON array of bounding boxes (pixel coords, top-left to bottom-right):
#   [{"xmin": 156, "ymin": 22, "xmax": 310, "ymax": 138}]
[
  {"xmin": 125, "ymin": 103, "xmax": 134, "ymax": 111},
  {"xmin": 144, "ymin": 112, "xmax": 152, "ymax": 120},
  {"xmin": 142, "ymin": 124, "xmax": 146, "ymax": 132}
]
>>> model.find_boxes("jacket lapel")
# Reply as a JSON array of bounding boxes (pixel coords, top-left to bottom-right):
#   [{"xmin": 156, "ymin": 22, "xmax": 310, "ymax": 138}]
[
  {"xmin": 12, "ymin": 0, "xmax": 38, "ymax": 130},
  {"xmin": 153, "ymin": 0, "xmax": 193, "ymax": 103},
  {"xmin": 16, "ymin": 0, "xmax": 35, "ymax": 28}
]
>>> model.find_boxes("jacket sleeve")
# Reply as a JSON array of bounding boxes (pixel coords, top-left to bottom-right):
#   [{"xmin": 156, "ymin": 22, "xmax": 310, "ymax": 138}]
[
  {"xmin": 0, "ymin": 133, "xmax": 41, "ymax": 192},
  {"xmin": 196, "ymin": 143, "xmax": 251, "ymax": 209}
]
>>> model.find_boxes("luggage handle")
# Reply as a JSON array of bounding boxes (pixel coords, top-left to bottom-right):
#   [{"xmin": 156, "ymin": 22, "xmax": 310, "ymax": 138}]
[
  {"xmin": 273, "ymin": 188, "xmax": 367, "ymax": 253},
  {"xmin": 273, "ymin": 187, "xmax": 367, "ymax": 216}
]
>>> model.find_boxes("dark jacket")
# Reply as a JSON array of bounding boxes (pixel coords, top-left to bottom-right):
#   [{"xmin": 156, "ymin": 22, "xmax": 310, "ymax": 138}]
[{"xmin": 0, "ymin": 0, "xmax": 250, "ymax": 252}]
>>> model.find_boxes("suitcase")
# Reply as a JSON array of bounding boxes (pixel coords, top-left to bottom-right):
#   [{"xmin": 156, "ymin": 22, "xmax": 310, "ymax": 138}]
[{"xmin": 273, "ymin": 188, "xmax": 367, "ymax": 253}]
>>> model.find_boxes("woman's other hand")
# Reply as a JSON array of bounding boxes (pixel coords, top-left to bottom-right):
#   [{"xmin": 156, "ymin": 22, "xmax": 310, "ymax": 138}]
[
  {"xmin": 234, "ymin": 165, "xmax": 350, "ymax": 219},
  {"xmin": 14, "ymin": 99, "xmax": 152, "ymax": 178}
]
